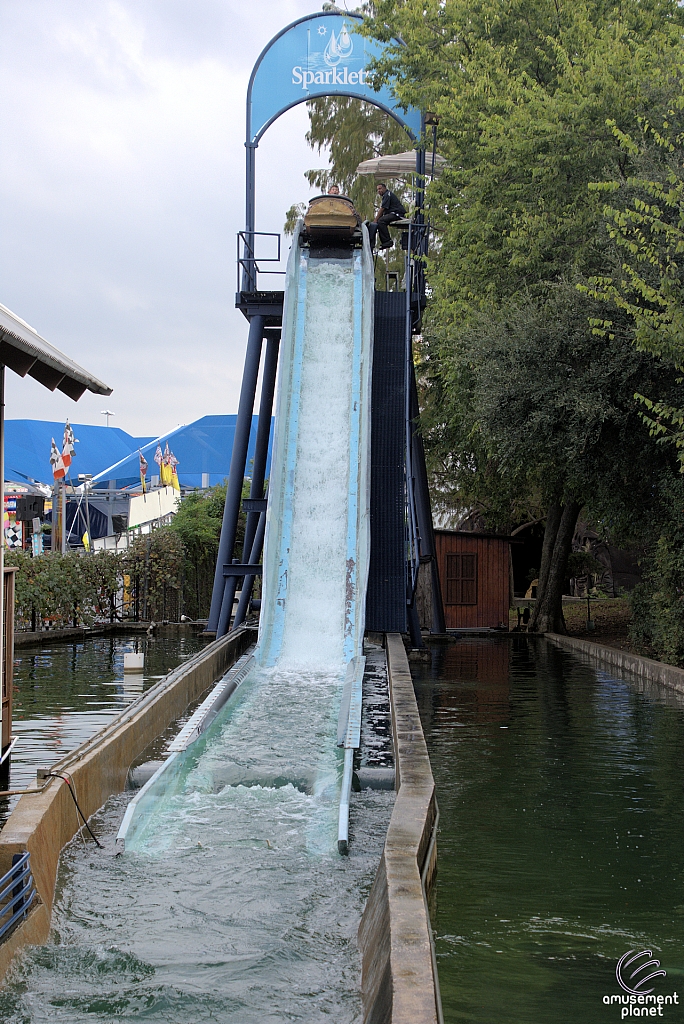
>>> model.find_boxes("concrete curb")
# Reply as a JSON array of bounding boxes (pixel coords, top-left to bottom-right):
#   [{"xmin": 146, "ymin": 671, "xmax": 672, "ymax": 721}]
[
  {"xmin": 0, "ymin": 626, "xmax": 256, "ymax": 980},
  {"xmin": 14, "ymin": 622, "xmax": 198, "ymax": 648},
  {"xmin": 358, "ymin": 633, "xmax": 439, "ymax": 1024},
  {"xmin": 545, "ymin": 633, "xmax": 684, "ymax": 695}
]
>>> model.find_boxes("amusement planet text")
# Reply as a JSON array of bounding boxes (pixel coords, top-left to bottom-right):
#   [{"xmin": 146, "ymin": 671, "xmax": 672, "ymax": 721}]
[{"xmin": 603, "ymin": 993, "xmax": 679, "ymax": 1018}]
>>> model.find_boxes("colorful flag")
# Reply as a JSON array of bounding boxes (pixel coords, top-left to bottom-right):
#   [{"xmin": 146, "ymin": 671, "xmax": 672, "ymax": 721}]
[
  {"xmin": 61, "ymin": 419, "xmax": 78, "ymax": 470},
  {"xmin": 160, "ymin": 442, "xmax": 175, "ymax": 486},
  {"xmin": 139, "ymin": 450, "xmax": 148, "ymax": 494},
  {"xmin": 82, "ymin": 531, "xmax": 90, "ymax": 552},
  {"xmin": 154, "ymin": 444, "xmax": 163, "ymax": 467},
  {"xmin": 50, "ymin": 438, "xmax": 66, "ymax": 480}
]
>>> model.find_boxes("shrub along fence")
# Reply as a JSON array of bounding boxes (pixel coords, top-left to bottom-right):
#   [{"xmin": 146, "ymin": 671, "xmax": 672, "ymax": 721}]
[{"xmin": 5, "ymin": 482, "xmax": 248, "ymax": 630}]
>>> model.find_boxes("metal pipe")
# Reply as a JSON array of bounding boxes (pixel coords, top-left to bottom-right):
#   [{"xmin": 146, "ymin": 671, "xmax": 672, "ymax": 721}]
[
  {"xmin": 243, "ymin": 143, "xmax": 258, "ymax": 291},
  {"xmin": 242, "ymin": 332, "xmax": 279, "ymax": 562},
  {"xmin": 407, "ymin": 600, "xmax": 423, "ymax": 648},
  {"xmin": 207, "ymin": 315, "xmax": 265, "ymax": 632},
  {"xmin": 0, "ymin": 366, "xmax": 4, "ymax": 754},
  {"xmin": 233, "ymin": 500, "xmax": 268, "ymax": 630},
  {"xmin": 216, "ymin": 562, "xmax": 239, "ymax": 639}
]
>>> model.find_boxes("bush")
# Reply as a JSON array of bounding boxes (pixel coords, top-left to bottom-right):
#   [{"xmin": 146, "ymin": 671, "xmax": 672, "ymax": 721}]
[{"xmin": 629, "ymin": 478, "xmax": 684, "ymax": 665}]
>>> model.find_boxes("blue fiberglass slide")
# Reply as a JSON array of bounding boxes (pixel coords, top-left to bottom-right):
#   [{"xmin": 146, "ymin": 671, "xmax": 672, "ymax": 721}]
[{"xmin": 118, "ymin": 220, "xmax": 375, "ymax": 853}]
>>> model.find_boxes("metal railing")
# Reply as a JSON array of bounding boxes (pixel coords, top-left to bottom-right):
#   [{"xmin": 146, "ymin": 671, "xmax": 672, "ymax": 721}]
[
  {"xmin": 405, "ymin": 218, "xmax": 429, "ymax": 604},
  {"xmin": 0, "ymin": 851, "xmax": 36, "ymax": 942},
  {"xmin": 237, "ymin": 231, "xmax": 286, "ymax": 293}
]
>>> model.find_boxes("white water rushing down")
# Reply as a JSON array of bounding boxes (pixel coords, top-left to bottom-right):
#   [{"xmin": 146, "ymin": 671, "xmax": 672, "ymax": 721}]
[{"xmin": 35, "ymin": 229, "xmax": 383, "ymax": 1023}]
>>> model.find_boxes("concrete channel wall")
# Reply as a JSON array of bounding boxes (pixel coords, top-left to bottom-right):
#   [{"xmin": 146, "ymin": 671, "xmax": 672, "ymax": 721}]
[
  {"xmin": 0, "ymin": 626, "xmax": 256, "ymax": 980},
  {"xmin": 358, "ymin": 633, "xmax": 440, "ymax": 1024},
  {"xmin": 546, "ymin": 633, "xmax": 684, "ymax": 696}
]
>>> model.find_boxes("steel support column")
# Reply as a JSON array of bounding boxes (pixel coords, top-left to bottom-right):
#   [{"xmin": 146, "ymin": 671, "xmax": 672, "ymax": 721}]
[
  {"xmin": 232, "ymin": 502, "xmax": 268, "ymax": 630},
  {"xmin": 207, "ymin": 314, "xmax": 265, "ymax": 633},
  {"xmin": 409, "ymin": 363, "xmax": 446, "ymax": 634},
  {"xmin": 242, "ymin": 331, "xmax": 279, "ymax": 562}
]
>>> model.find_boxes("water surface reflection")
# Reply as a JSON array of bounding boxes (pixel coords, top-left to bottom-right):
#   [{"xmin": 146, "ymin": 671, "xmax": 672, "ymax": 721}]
[
  {"xmin": 412, "ymin": 637, "xmax": 684, "ymax": 1023},
  {"xmin": 3, "ymin": 630, "xmax": 208, "ymax": 815}
]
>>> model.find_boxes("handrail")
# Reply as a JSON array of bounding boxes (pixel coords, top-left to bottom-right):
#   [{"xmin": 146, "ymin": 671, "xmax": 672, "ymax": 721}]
[
  {"xmin": 237, "ymin": 230, "xmax": 286, "ymax": 293},
  {"xmin": 0, "ymin": 851, "xmax": 36, "ymax": 942},
  {"xmin": 337, "ymin": 656, "xmax": 365, "ymax": 855}
]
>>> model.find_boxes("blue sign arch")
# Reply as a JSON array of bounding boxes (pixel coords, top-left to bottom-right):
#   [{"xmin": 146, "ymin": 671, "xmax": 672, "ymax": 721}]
[
  {"xmin": 247, "ymin": 11, "xmax": 421, "ymax": 145},
  {"xmin": 244, "ymin": 11, "xmax": 423, "ymax": 245}
]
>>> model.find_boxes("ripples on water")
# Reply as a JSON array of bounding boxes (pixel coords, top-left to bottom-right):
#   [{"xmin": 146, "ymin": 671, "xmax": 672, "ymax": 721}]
[
  {"xmin": 0, "ymin": 662, "xmax": 393, "ymax": 1023},
  {"xmin": 412, "ymin": 637, "xmax": 684, "ymax": 1024},
  {"xmin": 3, "ymin": 632, "xmax": 208, "ymax": 806}
]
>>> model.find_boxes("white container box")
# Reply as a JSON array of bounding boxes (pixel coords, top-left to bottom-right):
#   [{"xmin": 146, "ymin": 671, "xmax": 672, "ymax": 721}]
[{"xmin": 123, "ymin": 652, "xmax": 145, "ymax": 673}]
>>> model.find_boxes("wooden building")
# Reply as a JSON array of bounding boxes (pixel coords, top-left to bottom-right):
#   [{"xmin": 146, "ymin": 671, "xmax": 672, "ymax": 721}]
[{"xmin": 434, "ymin": 530, "xmax": 511, "ymax": 630}]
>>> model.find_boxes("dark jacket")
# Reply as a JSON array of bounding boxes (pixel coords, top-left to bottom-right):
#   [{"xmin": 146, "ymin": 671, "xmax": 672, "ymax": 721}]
[{"xmin": 380, "ymin": 190, "xmax": 406, "ymax": 217}]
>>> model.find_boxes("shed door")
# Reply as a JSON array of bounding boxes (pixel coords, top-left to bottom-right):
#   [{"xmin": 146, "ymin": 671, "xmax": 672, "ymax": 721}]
[{"xmin": 446, "ymin": 552, "xmax": 478, "ymax": 605}]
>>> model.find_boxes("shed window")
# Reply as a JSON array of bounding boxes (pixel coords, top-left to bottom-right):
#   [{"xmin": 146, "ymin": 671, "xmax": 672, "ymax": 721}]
[{"xmin": 446, "ymin": 552, "xmax": 478, "ymax": 605}]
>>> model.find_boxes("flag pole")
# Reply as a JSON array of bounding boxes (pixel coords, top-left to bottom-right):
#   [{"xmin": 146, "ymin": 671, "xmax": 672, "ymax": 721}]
[{"xmin": 61, "ymin": 481, "xmax": 66, "ymax": 554}]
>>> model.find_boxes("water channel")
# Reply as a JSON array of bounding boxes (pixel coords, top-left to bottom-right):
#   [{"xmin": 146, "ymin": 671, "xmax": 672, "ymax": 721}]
[
  {"xmin": 4, "ymin": 632, "xmax": 683, "ymax": 1020},
  {"xmin": 0, "ymin": 637, "xmax": 393, "ymax": 1022},
  {"xmin": 2, "ymin": 630, "xmax": 209, "ymax": 817},
  {"xmin": 411, "ymin": 636, "xmax": 684, "ymax": 1023}
]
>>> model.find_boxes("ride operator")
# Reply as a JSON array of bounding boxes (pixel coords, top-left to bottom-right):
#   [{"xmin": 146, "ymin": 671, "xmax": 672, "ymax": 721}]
[{"xmin": 367, "ymin": 183, "xmax": 406, "ymax": 249}]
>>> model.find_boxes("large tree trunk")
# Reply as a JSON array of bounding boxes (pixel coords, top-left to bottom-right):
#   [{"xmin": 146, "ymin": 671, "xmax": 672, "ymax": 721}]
[
  {"xmin": 528, "ymin": 500, "xmax": 562, "ymax": 631},
  {"xmin": 529, "ymin": 499, "xmax": 582, "ymax": 635}
]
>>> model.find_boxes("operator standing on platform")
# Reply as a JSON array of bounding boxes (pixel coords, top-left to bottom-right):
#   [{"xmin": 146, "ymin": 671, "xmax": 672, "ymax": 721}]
[{"xmin": 367, "ymin": 183, "xmax": 405, "ymax": 250}]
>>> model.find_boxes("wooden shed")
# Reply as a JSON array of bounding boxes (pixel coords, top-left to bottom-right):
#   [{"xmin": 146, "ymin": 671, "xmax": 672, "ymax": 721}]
[{"xmin": 434, "ymin": 530, "xmax": 511, "ymax": 630}]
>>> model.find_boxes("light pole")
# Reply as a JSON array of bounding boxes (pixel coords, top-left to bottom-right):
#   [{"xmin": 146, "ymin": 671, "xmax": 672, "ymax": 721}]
[{"xmin": 100, "ymin": 410, "xmax": 115, "ymax": 427}]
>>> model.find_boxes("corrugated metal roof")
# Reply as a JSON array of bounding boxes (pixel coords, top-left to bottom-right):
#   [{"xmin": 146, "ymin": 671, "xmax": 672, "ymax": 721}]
[{"xmin": 0, "ymin": 302, "xmax": 112, "ymax": 400}]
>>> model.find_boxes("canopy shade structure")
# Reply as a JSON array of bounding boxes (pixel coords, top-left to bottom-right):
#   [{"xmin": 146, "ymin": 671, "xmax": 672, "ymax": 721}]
[
  {"xmin": 0, "ymin": 303, "xmax": 112, "ymax": 401},
  {"xmin": 356, "ymin": 150, "xmax": 447, "ymax": 179}
]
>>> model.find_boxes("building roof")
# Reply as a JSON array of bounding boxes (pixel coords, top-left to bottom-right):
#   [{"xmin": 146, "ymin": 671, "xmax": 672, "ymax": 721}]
[
  {"xmin": 0, "ymin": 302, "xmax": 111, "ymax": 400},
  {"xmin": 4, "ymin": 420, "xmax": 153, "ymax": 487},
  {"xmin": 89, "ymin": 415, "xmax": 273, "ymax": 490}
]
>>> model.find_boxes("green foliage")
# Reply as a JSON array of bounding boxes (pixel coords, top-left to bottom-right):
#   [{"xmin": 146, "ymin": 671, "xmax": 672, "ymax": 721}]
[
  {"xmin": 125, "ymin": 529, "xmax": 184, "ymax": 622},
  {"xmin": 629, "ymin": 478, "xmax": 684, "ymax": 664},
  {"xmin": 361, "ymin": 2, "xmax": 683, "ymax": 521},
  {"xmin": 586, "ymin": 98, "xmax": 684, "ymax": 464},
  {"xmin": 168, "ymin": 481, "xmax": 239, "ymax": 620},
  {"xmin": 7, "ymin": 549, "xmax": 123, "ymax": 628},
  {"xmin": 5, "ymin": 481, "xmax": 247, "ymax": 629},
  {"xmin": 302, "ymin": 96, "xmax": 410, "ymax": 221},
  {"xmin": 566, "ymin": 551, "xmax": 605, "ymax": 579},
  {"xmin": 419, "ymin": 287, "xmax": 676, "ymax": 533}
]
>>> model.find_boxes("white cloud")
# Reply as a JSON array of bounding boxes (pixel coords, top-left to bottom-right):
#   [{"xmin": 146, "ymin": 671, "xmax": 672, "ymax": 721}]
[{"xmin": 0, "ymin": 0, "xmax": 329, "ymax": 437}]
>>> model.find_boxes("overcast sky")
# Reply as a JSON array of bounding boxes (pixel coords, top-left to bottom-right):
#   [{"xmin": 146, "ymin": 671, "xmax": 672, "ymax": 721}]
[{"xmin": 0, "ymin": 0, "xmax": 330, "ymax": 438}]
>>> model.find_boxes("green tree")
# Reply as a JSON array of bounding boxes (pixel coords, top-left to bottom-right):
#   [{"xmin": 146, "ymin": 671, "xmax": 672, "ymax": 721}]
[
  {"xmin": 169, "ymin": 482, "xmax": 229, "ymax": 619},
  {"xmin": 586, "ymin": 96, "xmax": 684, "ymax": 463},
  {"xmin": 360, "ymin": 0, "xmax": 684, "ymax": 631},
  {"xmin": 421, "ymin": 288, "xmax": 677, "ymax": 631}
]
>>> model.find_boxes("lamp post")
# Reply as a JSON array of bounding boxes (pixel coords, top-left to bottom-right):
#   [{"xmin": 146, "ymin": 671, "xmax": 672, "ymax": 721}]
[
  {"xmin": 78, "ymin": 474, "xmax": 93, "ymax": 552},
  {"xmin": 100, "ymin": 410, "xmax": 115, "ymax": 427},
  {"xmin": 424, "ymin": 112, "xmax": 440, "ymax": 180}
]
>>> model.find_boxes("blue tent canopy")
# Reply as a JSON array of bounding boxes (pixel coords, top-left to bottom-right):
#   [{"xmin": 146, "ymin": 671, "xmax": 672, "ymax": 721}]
[
  {"xmin": 89, "ymin": 415, "xmax": 273, "ymax": 490},
  {"xmin": 4, "ymin": 419, "xmax": 152, "ymax": 487}
]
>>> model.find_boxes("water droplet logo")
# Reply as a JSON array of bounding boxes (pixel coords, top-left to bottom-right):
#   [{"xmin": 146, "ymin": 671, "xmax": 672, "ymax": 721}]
[
  {"xmin": 616, "ymin": 950, "xmax": 667, "ymax": 995},
  {"xmin": 324, "ymin": 22, "xmax": 354, "ymax": 67}
]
